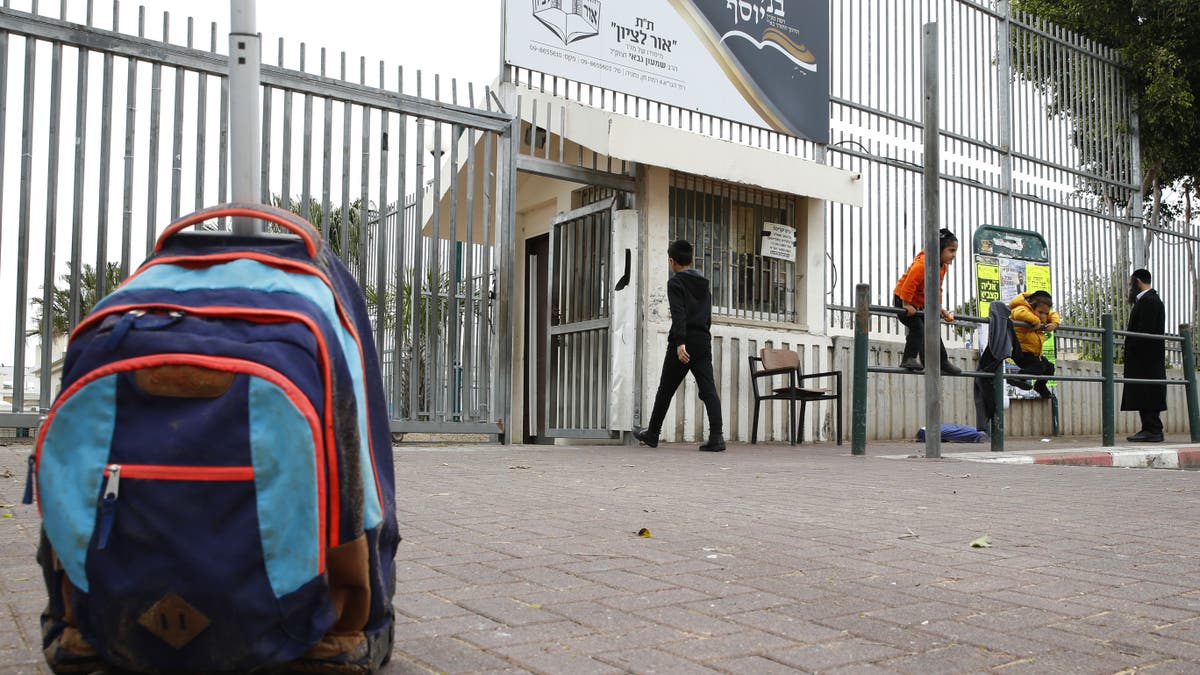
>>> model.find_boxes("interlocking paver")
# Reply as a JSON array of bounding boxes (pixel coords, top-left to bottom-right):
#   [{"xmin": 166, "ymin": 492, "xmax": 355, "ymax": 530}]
[
  {"xmin": 595, "ymin": 646, "xmax": 726, "ymax": 674},
  {"xmin": 3, "ymin": 437, "xmax": 1200, "ymax": 674},
  {"xmin": 770, "ymin": 637, "xmax": 906, "ymax": 670},
  {"xmin": 877, "ymin": 643, "xmax": 1013, "ymax": 674}
]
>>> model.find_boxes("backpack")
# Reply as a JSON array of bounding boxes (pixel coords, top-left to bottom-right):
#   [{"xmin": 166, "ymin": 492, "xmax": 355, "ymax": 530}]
[
  {"xmin": 916, "ymin": 423, "xmax": 989, "ymax": 443},
  {"xmin": 26, "ymin": 204, "xmax": 399, "ymax": 673}
]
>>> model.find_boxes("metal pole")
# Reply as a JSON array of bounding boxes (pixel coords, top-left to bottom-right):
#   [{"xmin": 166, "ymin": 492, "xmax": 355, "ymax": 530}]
[
  {"xmin": 1129, "ymin": 104, "xmax": 1145, "ymax": 271},
  {"xmin": 1179, "ymin": 324, "xmax": 1200, "ymax": 442},
  {"xmin": 996, "ymin": 0, "xmax": 1014, "ymax": 230},
  {"xmin": 229, "ymin": 0, "xmax": 262, "ymax": 233},
  {"xmin": 852, "ymin": 283, "xmax": 869, "ymax": 455},
  {"xmin": 922, "ymin": 23, "xmax": 941, "ymax": 459},
  {"xmin": 990, "ymin": 367, "xmax": 1005, "ymax": 452},
  {"xmin": 1101, "ymin": 313, "xmax": 1115, "ymax": 447}
]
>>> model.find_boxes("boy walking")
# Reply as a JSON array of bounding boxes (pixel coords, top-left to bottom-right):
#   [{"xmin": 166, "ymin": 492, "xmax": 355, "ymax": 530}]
[{"xmin": 633, "ymin": 240, "xmax": 725, "ymax": 452}]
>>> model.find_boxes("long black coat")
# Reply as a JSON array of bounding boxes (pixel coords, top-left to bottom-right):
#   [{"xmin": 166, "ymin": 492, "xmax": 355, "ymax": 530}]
[{"xmin": 1120, "ymin": 288, "xmax": 1167, "ymax": 412}]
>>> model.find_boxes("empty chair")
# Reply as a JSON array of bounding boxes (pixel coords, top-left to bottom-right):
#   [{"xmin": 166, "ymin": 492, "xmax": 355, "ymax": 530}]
[{"xmin": 748, "ymin": 348, "xmax": 843, "ymax": 445}]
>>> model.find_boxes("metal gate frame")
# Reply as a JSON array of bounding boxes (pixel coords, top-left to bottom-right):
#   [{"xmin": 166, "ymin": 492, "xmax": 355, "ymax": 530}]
[{"xmin": 544, "ymin": 196, "xmax": 616, "ymax": 439}]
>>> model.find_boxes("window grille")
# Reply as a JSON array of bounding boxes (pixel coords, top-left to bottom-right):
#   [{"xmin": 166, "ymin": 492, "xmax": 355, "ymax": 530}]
[{"xmin": 668, "ymin": 173, "xmax": 797, "ymax": 322}]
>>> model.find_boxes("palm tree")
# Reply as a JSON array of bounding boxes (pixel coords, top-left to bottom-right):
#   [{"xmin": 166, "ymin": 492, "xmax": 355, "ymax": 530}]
[
  {"xmin": 28, "ymin": 262, "xmax": 124, "ymax": 337},
  {"xmin": 271, "ymin": 194, "xmax": 368, "ymax": 272}
]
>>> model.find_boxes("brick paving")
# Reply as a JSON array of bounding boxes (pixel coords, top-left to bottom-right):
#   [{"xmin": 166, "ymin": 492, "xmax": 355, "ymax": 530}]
[{"xmin": 2, "ymin": 435, "xmax": 1199, "ymax": 674}]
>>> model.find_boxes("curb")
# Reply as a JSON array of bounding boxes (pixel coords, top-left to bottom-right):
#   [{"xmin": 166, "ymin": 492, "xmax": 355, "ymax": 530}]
[{"xmin": 935, "ymin": 446, "xmax": 1200, "ymax": 469}]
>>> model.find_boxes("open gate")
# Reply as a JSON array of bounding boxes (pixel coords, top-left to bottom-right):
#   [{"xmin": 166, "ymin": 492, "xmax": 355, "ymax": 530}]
[{"xmin": 545, "ymin": 198, "xmax": 615, "ymax": 438}]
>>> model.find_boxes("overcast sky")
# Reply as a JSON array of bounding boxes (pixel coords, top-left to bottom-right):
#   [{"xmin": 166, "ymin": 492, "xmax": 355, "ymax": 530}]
[{"xmin": 131, "ymin": 0, "xmax": 502, "ymax": 89}]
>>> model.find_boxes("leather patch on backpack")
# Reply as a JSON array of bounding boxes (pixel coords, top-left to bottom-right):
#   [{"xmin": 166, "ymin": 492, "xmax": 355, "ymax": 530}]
[
  {"xmin": 134, "ymin": 366, "xmax": 235, "ymax": 398},
  {"xmin": 137, "ymin": 592, "xmax": 211, "ymax": 649}
]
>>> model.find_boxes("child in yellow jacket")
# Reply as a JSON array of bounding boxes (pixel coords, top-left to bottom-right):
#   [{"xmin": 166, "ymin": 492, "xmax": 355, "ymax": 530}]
[
  {"xmin": 892, "ymin": 228, "xmax": 961, "ymax": 374},
  {"xmin": 1008, "ymin": 290, "xmax": 1059, "ymax": 398}
]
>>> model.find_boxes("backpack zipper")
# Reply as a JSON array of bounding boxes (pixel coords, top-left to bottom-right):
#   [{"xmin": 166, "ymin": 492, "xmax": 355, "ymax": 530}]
[{"xmin": 96, "ymin": 463, "xmax": 257, "ymax": 550}]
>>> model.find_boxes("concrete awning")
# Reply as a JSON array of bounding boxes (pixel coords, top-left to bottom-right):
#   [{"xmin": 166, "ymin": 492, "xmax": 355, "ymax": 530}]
[{"xmin": 422, "ymin": 83, "xmax": 863, "ymax": 242}]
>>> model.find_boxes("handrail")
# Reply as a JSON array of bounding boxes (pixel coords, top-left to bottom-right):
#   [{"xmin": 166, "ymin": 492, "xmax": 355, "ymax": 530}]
[{"xmin": 849, "ymin": 283, "xmax": 1200, "ymax": 456}]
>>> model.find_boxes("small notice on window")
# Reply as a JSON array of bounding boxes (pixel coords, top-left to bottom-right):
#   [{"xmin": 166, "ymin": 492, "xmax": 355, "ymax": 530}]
[{"xmin": 760, "ymin": 222, "xmax": 796, "ymax": 261}]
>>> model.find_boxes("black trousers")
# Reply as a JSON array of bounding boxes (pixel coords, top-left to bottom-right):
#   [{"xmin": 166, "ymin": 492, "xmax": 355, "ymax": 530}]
[
  {"xmin": 1011, "ymin": 347, "xmax": 1055, "ymax": 395},
  {"xmin": 645, "ymin": 344, "xmax": 722, "ymax": 437},
  {"xmin": 892, "ymin": 295, "xmax": 948, "ymax": 364},
  {"xmin": 1139, "ymin": 410, "xmax": 1164, "ymax": 434}
]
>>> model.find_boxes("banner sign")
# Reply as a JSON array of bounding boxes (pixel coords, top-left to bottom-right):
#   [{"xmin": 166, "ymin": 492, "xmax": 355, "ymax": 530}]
[
  {"xmin": 505, "ymin": 0, "xmax": 831, "ymax": 143},
  {"xmin": 760, "ymin": 222, "xmax": 796, "ymax": 261}
]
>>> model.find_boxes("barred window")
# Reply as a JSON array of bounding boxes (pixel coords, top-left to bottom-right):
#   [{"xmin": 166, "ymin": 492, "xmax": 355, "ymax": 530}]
[{"xmin": 668, "ymin": 173, "xmax": 797, "ymax": 321}]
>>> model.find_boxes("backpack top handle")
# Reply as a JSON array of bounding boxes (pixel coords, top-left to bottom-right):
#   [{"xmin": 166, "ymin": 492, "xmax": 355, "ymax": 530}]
[{"xmin": 155, "ymin": 203, "xmax": 323, "ymax": 259}]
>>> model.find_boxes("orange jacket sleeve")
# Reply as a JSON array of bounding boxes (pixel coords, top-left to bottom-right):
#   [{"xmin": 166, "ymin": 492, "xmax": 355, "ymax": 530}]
[
  {"xmin": 893, "ymin": 252, "xmax": 945, "ymax": 308},
  {"xmin": 893, "ymin": 252, "xmax": 926, "ymax": 306}
]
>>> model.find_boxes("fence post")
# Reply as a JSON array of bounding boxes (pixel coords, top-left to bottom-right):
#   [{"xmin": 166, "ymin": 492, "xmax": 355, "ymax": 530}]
[
  {"xmin": 922, "ymin": 22, "xmax": 941, "ymax": 459},
  {"xmin": 990, "ymin": 366, "xmax": 1005, "ymax": 451},
  {"xmin": 1101, "ymin": 313, "xmax": 1115, "ymax": 447},
  {"xmin": 229, "ymin": 0, "xmax": 262, "ymax": 234},
  {"xmin": 1179, "ymin": 324, "xmax": 1200, "ymax": 442},
  {"xmin": 852, "ymin": 284, "xmax": 869, "ymax": 455}
]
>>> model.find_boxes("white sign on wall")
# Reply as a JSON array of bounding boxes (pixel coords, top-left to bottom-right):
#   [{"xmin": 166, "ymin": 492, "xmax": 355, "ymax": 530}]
[
  {"xmin": 760, "ymin": 221, "xmax": 795, "ymax": 261},
  {"xmin": 504, "ymin": 0, "xmax": 831, "ymax": 143}
]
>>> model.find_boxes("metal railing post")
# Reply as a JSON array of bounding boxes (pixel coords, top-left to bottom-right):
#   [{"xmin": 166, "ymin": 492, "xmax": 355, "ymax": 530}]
[
  {"xmin": 991, "ymin": 366, "xmax": 1005, "ymax": 452},
  {"xmin": 1179, "ymin": 324, "xmax": 1200, "ymax": 442},
  {"xmin": 922, "ymin": 22, "xmax": 941, "ymax": 459},
  {"xmin": 852, "ymin": 284, "xmax": 869, "ymax": 455},
  {"xmin": 1101, "ymin": 313, "xmax": 1115, "ymax": 447},
  {"xmin": 229, "ymin": 0, "xmax": 262, "ymax": 233}
]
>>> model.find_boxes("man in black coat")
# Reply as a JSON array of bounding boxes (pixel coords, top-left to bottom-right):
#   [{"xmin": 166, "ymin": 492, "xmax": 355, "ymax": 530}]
[{"xmin": 1121, "ymin": 268, "xmax": 1167, "ymax": 442}]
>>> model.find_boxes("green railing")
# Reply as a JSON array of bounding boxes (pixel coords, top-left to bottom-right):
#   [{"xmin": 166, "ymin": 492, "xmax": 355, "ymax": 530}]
[{"xmin": 850, "ymin": 284, "xmax": 1200, "ymax": 455}]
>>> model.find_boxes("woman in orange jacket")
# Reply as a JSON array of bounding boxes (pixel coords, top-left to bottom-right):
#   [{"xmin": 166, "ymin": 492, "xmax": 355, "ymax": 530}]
[{"xmin": 892, "ymin": 228, "xmax": 961, "ymax": 374}]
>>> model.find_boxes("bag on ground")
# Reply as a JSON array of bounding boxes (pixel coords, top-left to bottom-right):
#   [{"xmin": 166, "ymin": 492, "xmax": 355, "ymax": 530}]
[{"xmin": 27, "ymin": 204, "xmax": 399, "ymax": 673}]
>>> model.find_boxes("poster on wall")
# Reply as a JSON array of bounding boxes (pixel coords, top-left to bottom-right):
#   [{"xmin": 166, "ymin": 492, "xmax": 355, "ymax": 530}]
[
  {"xmin": 973, "ymin": 226, "xmax": 1054, "ymax": 399},
  {"xmin": 505, "ymin": 0, "xmax": 831, "ymax": 143},
  {"xmin": 760, "ymin": 222, "xmax": 796, "ymax": 261}
]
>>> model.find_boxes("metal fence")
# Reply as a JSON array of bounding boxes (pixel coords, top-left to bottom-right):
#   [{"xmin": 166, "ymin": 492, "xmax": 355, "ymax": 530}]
[{"xmin": 0, "ymin": 2, "xmax": 517, "ymax": 435}]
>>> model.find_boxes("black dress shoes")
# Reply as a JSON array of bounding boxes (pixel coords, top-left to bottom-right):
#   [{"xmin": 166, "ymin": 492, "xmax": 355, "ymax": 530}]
[
  {"xmin": 632, "ymin": 426, "xmax": 659, "ymax": 448},
  {"xmin": 1126, "ymin": 431, "xmax": 1164, "ymax": 443}
]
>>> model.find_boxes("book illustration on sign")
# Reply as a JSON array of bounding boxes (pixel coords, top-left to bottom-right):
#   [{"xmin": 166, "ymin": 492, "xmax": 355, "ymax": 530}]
[
  {"xmin": 533, "ymin": 0, "xmax": 602, "ymax": 45},
  {"xmin": 721, "ymin": 26, "xmax": 817, "ymax": 72}
]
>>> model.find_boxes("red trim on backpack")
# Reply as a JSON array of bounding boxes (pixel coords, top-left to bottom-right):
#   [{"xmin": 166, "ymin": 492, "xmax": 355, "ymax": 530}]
[
  {"xmin": 36, "ymin": 353, "xmax": 327, "ymax": 571},
  {"xmin": 106, "ymin": 465, "xmax": 256, "ymax": 481},
  {"xmin": 130, "ymin": 253, "xmax": 359, "ymax": 340},
  {"xmin": 155, "ymin": 206, "xmax": 320, "ymax": 258}
]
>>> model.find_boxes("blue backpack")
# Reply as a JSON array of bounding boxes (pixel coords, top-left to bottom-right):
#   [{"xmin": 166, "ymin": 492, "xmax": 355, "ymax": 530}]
[{"xmin": 27, "ymin": 204, "xmax": 399, "ymax": 672}]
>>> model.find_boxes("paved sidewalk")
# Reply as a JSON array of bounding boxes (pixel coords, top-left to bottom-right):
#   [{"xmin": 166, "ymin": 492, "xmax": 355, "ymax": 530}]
[{"xmin": 2, "ymin": 436, "xmax": 1199, "ymax": 674}]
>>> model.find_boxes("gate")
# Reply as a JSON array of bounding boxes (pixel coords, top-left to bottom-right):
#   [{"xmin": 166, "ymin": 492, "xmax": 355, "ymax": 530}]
[
  {"xmin": 0, "ymin": 4, "xmax": 517, "ymax": 438},
  {"xmin": 545, "ymin": 197, "xmax": 615, "ymax": 438}
]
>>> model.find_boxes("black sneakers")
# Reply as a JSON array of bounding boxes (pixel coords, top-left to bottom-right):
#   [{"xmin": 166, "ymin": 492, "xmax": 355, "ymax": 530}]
[
  {"xmin": 632, "ymin": 426, "xmax": 659, "ymax": 448},
  {"xmin": 940, "ymin": 360, "xmax": 962, "ymax": 376},
  {"xmin": 699, "ymin": 433, "xmax": 726, "ymax": 452},
  {"xmin": 899, "ymin": 356, "xmax": 923, "ymax": 371}
]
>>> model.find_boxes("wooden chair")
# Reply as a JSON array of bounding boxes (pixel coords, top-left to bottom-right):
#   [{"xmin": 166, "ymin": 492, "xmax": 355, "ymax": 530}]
[{"xmin": 748, "ymin": 348, "xmax": 843, "ymax": 445}]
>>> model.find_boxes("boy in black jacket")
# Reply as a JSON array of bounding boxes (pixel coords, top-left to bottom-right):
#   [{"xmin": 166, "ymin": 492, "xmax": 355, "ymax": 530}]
[{"xmin": 633, "ymin": 240, "xmax": 725, "ymax": 452}]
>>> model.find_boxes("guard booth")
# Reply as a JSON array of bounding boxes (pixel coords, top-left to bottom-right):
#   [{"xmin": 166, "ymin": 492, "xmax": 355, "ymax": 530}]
[{"xmin": 973, "ymin": 225, "xmax": 1058, "ymax": 432}]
